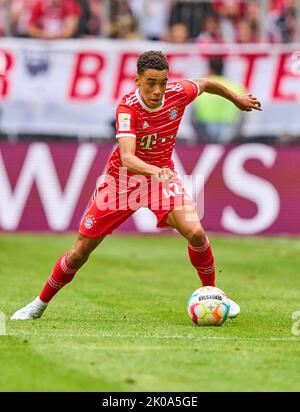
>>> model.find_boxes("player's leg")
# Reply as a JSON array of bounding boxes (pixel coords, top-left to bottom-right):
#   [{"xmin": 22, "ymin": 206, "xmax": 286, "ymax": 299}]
[
  {"xmin": 166, "ymin": 206, "xmax": 216, "ymax": 287},
  {"xmin": 11, "ymin": 178, "xmax": 137, "ymax": 320},
  {"xmin": 10, "ymin": 234, "xmax": 105, "ymax": 320},
  {"xmin": 166, "ymin": 206, "xmax": 240, "ymax": 318},
  {"xmin": 38, "ymin": 233, "xmax": 105, "ymax": 303},
  {"xmin": 150, "ymin": 174, "xmax": 215, "ymax": 287}
]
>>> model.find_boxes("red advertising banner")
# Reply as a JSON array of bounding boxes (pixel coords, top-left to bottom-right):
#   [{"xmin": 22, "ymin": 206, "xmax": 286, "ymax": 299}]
[{"xmin": 0, "ymin": 142, "xmax": 299, "ymax": 235}]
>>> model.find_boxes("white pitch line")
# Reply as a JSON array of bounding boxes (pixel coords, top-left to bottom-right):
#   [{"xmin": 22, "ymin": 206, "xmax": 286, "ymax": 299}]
[{"xmin": 6, "ymin": 330, "xmax": 300, "ymax": 342}]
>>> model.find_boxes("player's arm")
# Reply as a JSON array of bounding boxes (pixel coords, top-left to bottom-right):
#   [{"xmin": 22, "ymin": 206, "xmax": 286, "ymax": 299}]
[
  {"xmin": 27, "ymin": 23, "xmax": 45, "ymax": 39},
  {"xmin": 119, "ymin": 137, "xmax": 173, "ymax": 181},
  {"xmin": 193, "ymin": 78, "xmax": 262, "ymax": 112},
  {"xmin": 55, "ymin": 17, "xmax": 79, "ymax": 39}
]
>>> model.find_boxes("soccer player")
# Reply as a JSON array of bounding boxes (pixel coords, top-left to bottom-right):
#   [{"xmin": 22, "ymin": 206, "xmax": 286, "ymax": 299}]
[{"xmin": 11, "ymin": 51, "xmax": 262, "ymax": 320}]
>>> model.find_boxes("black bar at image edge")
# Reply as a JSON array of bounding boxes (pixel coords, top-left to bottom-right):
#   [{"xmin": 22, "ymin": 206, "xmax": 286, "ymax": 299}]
[{"xmin": 0, "ymin": 392, "xmax": 289, "ymax": 408}]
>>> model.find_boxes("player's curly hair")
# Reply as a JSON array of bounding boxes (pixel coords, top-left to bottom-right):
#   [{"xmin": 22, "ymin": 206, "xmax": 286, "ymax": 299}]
[{"xmin": 137, "ymin": 51, "xmax": 169, "ymax": 75}]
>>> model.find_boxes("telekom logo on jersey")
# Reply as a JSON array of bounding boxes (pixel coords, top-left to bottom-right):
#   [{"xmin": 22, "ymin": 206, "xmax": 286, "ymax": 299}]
[{"xmin": 0, "ymin": 143, "xmax": 281, "ymax": 235}]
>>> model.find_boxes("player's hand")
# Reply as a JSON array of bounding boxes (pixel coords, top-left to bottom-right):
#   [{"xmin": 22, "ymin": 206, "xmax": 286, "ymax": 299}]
[
  {"xmin": 160, "ymin": 167, "xmax": 174, "ymax": 182},
  {"xmin": 41, "ymin": 32, "xmax": 57, "ymax": 40},
  {"xmin": 153, "ymin": 167, "xmax": 174, "ymax": 182},
  {"xmin": 234, "ymin": 93, "xmax": 262, "ymax": 112}
]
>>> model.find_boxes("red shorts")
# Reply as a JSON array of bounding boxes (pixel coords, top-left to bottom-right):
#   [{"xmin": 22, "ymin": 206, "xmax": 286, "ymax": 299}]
[{"xmin": 79, "ymin": 172, "xmax": 194, "ymax": 238}]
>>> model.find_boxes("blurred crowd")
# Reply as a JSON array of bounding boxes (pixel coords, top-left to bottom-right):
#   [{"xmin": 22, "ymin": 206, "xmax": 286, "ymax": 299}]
[{"xmin": 0, "ymin": 0, "xmax": 299, "ymax": 43}]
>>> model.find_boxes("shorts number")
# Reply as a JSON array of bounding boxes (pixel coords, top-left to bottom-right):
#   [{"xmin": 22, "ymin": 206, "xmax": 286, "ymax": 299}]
[{"xmin": 163, "ymin": 183, "xmax": 184, "ymax": 199}]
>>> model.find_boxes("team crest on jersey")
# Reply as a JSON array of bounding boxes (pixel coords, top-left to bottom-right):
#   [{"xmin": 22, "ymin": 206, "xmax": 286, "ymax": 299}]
[
  {"xmin": 169, "ymin": 107, "xmax": 178, "ymax": 120},
  {"xmin": 84, "ymin": 214, "xmax": 96, "ymax": 229}
]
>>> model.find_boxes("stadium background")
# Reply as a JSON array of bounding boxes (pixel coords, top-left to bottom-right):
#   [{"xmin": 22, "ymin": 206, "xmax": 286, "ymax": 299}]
[
  {"xmin": 1, "ymin": 0, "xmax": 300, "ymax": 393},
  {"xmin": 0, "ymin": 0, "xmax": 300, "ymax": 236}
]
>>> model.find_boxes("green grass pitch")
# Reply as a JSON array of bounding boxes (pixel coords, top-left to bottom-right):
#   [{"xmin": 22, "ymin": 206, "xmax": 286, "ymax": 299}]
[{"xmin": 0, "ymin": 233, "xmax": 299, "ymax": 392}]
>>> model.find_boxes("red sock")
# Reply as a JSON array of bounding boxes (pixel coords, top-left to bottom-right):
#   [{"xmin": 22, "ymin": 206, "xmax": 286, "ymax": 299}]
[
  {"xmin": 188, "ymin": 237, "xmax": 215, "ymax": 287},
  {"xmin": 39, "ymin": 253, "xmax": 78, "ymax": 303}
]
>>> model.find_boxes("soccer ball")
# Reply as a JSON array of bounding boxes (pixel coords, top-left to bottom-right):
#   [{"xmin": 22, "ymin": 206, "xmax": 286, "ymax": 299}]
[{"xmin": 187, "ymin": 286, "xmax": 230, "ymax": 326}]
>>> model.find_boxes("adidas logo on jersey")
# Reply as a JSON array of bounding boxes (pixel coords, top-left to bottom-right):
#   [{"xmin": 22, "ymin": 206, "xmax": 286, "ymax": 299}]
[{"xmin": 143, "ymin": 121, "xmax": 149, "ymax": 129}]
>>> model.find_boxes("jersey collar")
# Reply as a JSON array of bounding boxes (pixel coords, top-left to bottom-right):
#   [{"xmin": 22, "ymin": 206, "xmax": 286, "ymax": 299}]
[{"xmin": 135, "ymin": 89, "xmax": 165, "ymax": 112}]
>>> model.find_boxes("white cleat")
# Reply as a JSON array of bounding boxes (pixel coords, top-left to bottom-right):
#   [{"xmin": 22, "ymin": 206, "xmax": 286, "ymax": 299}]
[
  {"xmin": 228, "ymin": 298, "xmax": 240, "ymax": 319},
  {"xmin": 10, "ymin": 299, "xmax": 47, "ymax": 320}
]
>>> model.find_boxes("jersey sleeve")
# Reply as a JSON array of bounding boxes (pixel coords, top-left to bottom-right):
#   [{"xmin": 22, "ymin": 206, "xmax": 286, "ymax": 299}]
[
  {"xmin": 66, "ymin": 0, "xmax": 81, "ymax": 17},
  {"xmin": 29, "ymin": 0, "xmax": 42, "ymax": 26},
  {"xmin": 115, "ymin": 105, "xmax": 137, "ymax": 139},
  {"xmin": 180, "ymin": 80, "xmax": 200, "ymax": 104}
]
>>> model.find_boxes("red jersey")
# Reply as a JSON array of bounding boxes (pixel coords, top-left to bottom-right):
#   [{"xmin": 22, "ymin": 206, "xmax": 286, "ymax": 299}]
[
  {"xmin": 29, "ymin": 0, "xmax": 80, "ymax": 35},
  {"xmin": 107, "ymin": 80, "xmax": 200, "ymax": 179}
]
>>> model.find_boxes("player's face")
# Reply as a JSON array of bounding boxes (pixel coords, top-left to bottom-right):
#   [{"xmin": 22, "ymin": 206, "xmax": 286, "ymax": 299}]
[{"xmin": 136, "ymin": 69, "xmax": 168, "ymax": 109}]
